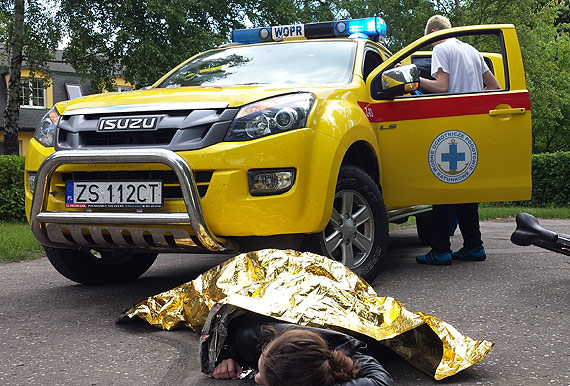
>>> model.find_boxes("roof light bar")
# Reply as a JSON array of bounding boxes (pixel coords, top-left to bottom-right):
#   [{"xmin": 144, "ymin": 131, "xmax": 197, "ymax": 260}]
[{"xmin": 231, "ymin": 17, "xmax": 387, "ymax": 44}]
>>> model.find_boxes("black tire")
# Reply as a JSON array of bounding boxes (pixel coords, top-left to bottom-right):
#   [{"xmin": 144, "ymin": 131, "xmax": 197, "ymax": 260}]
[
  {"xmin": 416, "ymin": 212, "xmax": 433, "ymax": 246},
  {"xmin": 44, "ymin": 247, "xmax": 158, "ymax": 285},
  {"xmin": 312, "ymin": 164, "xmax": 389, "ymax": 283}
]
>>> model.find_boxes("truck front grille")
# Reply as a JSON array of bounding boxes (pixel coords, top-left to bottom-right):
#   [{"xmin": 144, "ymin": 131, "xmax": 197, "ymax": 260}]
[
  {"xmin": 65, "ymin": 128, "xmax": 179, "ymax": 146},
  {"xmin": 55, "ymin": 108, "xmax": 238, "ymax": 151}
]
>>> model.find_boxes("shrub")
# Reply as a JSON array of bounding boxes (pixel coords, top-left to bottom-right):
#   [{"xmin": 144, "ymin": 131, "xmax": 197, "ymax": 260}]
[
  {"xmin": 0, "ymin": 155, "xmax": 26, "ymax": 221},
  {"xmin": 529, "ymin": 152, "xmax": 570, "ymax": 207},
  {"xmin": 498, "ymin": 152, "xmax": 570, "ymax": 207}
]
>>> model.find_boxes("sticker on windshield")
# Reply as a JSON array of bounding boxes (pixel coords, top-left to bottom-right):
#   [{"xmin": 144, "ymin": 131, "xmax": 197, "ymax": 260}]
[{"xmin": 428, "ymin": 130, "xmax": 478, "ymax": 184}]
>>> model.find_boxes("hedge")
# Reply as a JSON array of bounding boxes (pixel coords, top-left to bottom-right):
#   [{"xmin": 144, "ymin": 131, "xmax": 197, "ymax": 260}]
[
  {"xmin": 526, "ymin": 151, "xmax": 570, "ymax": 207},
  {"xmin": 0, "ymin": 152, "xmax": 569, "ymax": 222},
  {"xmin": 0, "ymin": 155, "xmax": 26, "ymax": 221}
]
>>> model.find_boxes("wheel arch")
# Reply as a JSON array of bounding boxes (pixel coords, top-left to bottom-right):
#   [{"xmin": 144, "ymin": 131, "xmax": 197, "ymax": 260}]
[
  {"xmin": 341, "ymin": 140, "xmax": 381, "ymax": 189},
  {"xmin": 314, "ymin": 138, "xmax": 382, "ymax": 232}
]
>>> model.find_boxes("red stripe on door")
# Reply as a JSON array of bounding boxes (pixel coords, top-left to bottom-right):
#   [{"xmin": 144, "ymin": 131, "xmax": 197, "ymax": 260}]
[{"xmin": 358, "ymin": 91, "xmax": 531, "ymax": 123}]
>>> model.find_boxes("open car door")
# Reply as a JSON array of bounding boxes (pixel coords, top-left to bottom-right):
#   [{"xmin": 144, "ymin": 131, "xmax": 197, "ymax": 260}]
[{"xmin": 363, "ymin": 25, "xmax": 531, "ymax": 207}]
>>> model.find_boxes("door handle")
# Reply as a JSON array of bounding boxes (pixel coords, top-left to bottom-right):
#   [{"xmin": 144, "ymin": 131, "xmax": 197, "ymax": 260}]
[{"xmin": 489, "ymin": 107, "xmax": 526, "ymax": 116}]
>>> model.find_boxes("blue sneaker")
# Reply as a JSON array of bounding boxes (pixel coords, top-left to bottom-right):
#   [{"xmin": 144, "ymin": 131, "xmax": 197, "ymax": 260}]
[
  {"xmin": 416, "ymin": 250, "xmax": 452, "ymax": 265},
  {"xmin": 452, "ymin": 246, "xmax": 486, "ymax": 261}
]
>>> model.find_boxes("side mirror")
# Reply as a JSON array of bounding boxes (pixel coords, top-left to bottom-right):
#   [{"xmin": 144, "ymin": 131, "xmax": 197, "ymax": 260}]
[{"xmin": 371, "ymin": 64, "xmax": 420, "ymax": 99}]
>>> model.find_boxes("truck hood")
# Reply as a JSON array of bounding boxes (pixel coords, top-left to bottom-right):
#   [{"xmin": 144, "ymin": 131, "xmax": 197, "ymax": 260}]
[{"xmin": 56, "ymin": 84, "xmax": 333, "ymax": 115}]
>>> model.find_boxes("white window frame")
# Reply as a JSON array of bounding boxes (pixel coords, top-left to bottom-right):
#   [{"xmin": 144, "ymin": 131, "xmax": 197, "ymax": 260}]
[{"xmin": 20, "ymin": 78, "xmax": 47, "ymax": 108}]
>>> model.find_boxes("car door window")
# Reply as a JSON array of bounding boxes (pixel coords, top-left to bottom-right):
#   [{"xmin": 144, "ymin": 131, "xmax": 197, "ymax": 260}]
[
  {"xmin": 372, "ymin": 29, "xmax": 507, "ymax": 99},
  {"xmin": 363, "ymin": 50, "xmax": 384, "ymax": 82},
  {"xmin": 410, "ymin": 53, "xmax": 495, "ymax": 82}
]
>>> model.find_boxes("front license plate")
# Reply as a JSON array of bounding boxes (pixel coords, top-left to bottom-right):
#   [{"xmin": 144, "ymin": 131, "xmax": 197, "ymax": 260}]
[{"xmin": 65, "ymin": 181, "xmax": 163, "ymax": 209}]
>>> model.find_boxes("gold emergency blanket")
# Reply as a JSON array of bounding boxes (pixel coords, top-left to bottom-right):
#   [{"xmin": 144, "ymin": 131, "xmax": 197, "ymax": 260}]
[{"xmin": 118, "ymin": 249, "xmax": 493, "ymax": 380}]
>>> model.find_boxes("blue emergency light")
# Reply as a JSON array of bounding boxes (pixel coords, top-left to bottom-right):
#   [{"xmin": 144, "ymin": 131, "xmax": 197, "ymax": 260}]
[{"xmin": 231, "ymin": 17, "xmax": 387, "ymax": 44}]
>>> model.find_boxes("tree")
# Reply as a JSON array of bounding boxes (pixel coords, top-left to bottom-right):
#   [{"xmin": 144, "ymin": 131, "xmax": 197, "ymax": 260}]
[
  {"xmin": 518, "ymin": 3, "xmax": 570, "ymax": 152},
  {"xmin": 1, "ymin": 0, "xmax": 62, "ymax": 155},
  {"xmin": 60, "ymin": 0, "xmax": 444, "ymax": 89},
  {"xmin": 60, "ymin": 0, "xmax": 254, "ymax": 90},
  {"xmin": 243, "ymin": 0, "xmax": 438, "ymax": 51},
  {"xmin": 1, "ymin": 0, "xmax": 24, "ymax": 155},
  {"xmin": 459, "ymin": 0, "xmax": 570, "ymax": 152}
]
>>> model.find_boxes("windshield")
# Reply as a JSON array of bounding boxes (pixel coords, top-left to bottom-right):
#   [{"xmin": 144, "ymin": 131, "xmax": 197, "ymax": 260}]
[{"xmin": 155, "ymin": 41, "xmax": 356, "ymax": 88}]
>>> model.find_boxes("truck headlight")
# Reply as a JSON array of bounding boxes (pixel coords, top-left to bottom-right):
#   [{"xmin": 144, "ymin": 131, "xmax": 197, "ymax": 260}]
[
  {"xmin": 34, "ymin": 107, "xmax": 60, "ymax": 147},
  {"xmin": 28, "ymin": 172, "xmax": 37, "ymax": 194},
  {"xmin": 225, "ymin": 93, "xmax": 315, "ymax": 141}
]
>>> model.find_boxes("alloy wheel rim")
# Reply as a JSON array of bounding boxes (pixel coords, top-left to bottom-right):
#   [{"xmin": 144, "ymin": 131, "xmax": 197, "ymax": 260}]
[{"xmin": 322, "ymin": 189, "xmax": 374, "ymax": 269}]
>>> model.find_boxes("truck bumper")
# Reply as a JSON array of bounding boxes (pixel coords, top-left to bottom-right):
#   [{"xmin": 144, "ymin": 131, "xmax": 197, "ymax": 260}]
[{"xmin": 30, "ymin": 149, "xmax": 238, "ymax": 252}]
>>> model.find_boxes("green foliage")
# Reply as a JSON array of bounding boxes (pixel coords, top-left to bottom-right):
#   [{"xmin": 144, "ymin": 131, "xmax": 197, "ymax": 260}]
[
  {"xmin": 60, "ymin": 0, "xmax": 254, "ymax": 89},
  {"xmin": 518, "ymin": 3, "xmax": 570, "ymax": 153},
  {"xmin": 1, "ymin": 0, "xmax": 62, "ymax": 155},
  {"xmin": 0, "ymin": 0, "xmax": 61, "ymax": 85},
  {"xmin": 528, "ymin": 152, "xmax": 570, "ymax": 206},
  {"xmin": 495, "ymin": 152, "xmax": 570, "ymax": 207},
  {"xmin": 243, "ymin": 0, "xmax": 440, "ymax": 52},
  {"xmin": 58, "ymin": 0, "xmax": 444, "ymax": 89},
  {"xmin": 458, "ymin": 0, "xmax": 570, "ymax": 153},
  {"xmin": 0, "ymin": 155, "xmax": 26, "ymax": 221}
]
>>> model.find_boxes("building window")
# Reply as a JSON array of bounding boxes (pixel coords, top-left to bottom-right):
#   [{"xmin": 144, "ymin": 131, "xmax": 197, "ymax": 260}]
[{"xmin": 20, "ymin": 78, "xmax": 46, "ymax": 107}]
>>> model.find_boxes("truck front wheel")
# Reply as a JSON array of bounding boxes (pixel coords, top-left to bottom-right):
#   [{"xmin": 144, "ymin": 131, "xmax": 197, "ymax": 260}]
[
  {"xmin": 44, "ymin": 247, "xmax": 158, "ymax": 285},
  {"xmin": 315, "ymin": 164, "xmax": 389, "ymax": 283}
]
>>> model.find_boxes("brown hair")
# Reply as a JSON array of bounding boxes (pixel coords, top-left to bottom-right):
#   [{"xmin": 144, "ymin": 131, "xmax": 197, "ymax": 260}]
[{"xmin": 260, "ymin": 328, "xmax": 359, "ymax": 386}]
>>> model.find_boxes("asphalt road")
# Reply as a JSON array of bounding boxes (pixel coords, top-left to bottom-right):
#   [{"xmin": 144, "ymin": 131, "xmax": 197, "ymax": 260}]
[{"xmin": 0, "ymin": 218, "xmax": 569, "ymax": 386}]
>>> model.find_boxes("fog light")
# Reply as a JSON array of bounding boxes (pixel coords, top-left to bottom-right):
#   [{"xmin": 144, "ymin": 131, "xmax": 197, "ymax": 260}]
[
  {"xmin": 248, "ymin": 168, "xmax": 296, "ymax": 196},
  {"xmin": 28, "ymin": 172, "xmax": 37, "ymax": 194}
]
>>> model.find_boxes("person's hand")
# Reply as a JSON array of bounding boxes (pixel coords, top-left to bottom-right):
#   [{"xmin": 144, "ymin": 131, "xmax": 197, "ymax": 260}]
[{"xmin": 212, "ymin": 358, "xmax": 243, "ymax": 379}]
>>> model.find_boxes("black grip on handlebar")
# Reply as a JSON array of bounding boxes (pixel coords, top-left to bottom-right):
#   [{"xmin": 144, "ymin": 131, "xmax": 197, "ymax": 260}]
[{"xmin": 510, "ymin": 212, "xmax": 558, "ymax": 246}]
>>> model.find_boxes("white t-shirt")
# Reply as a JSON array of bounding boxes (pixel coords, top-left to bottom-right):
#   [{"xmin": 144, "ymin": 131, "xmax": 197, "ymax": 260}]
[{"xmin": 430, "ymin": 38, "xmax": 490, "ymax": 93}]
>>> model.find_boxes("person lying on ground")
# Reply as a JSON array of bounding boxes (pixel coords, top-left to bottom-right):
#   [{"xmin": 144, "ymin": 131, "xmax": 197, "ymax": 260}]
[{"xmin": 210, "ymin": 313, "xmax": 394, "ymax": 386}]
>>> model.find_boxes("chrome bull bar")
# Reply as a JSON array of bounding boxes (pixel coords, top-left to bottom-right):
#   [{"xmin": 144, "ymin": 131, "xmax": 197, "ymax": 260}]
[{"xmin": 30, "ymin": 149, "xmax": 238, "ymax": 252}]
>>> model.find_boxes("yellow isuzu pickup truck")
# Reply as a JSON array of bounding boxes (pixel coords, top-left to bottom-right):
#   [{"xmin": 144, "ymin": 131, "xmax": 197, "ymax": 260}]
[{"xmin": 25, "ymin": 18, "xmax": 531, "ymax": 284}]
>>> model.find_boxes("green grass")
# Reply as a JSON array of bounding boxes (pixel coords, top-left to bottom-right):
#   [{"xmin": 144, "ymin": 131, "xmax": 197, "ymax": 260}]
[
  {"xmin": 478, "ymin": 205, "xmax": 570, "ymax": 220},
  {"xmin": 0, "ymin": 222, "xmax": 43, "ymax": 263},
  {"xmin": 390, "ymin": 206, "xmax": 570, "ymax": 228}
]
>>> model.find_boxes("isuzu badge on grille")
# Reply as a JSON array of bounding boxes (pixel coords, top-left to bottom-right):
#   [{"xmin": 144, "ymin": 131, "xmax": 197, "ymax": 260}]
[{"xmin": 98, "ymin": 116, "xmax": 159, "ymax": 131}]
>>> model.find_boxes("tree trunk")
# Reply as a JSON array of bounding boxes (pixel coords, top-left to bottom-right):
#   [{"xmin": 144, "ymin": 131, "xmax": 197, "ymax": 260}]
[{"xmin": 3, "ymin": 0, "xmax": 25, "ymax": 155}]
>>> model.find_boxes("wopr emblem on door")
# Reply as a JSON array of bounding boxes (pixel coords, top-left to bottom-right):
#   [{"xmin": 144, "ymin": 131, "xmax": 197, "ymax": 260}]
[{"xmin": 428, "ymin": 130, "xmax": 478, "ymax": 184}]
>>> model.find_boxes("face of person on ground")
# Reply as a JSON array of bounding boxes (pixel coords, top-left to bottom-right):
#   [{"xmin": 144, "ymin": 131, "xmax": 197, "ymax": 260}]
[{"xmin": 255, "ymin": 353, "xmax": 267, "ymax": 385}]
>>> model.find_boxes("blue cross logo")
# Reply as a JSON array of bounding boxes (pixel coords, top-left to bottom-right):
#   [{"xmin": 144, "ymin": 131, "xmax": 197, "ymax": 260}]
[{"xmin": 441, "ymin": 140, "xmax": 465, "ymax": 171}]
